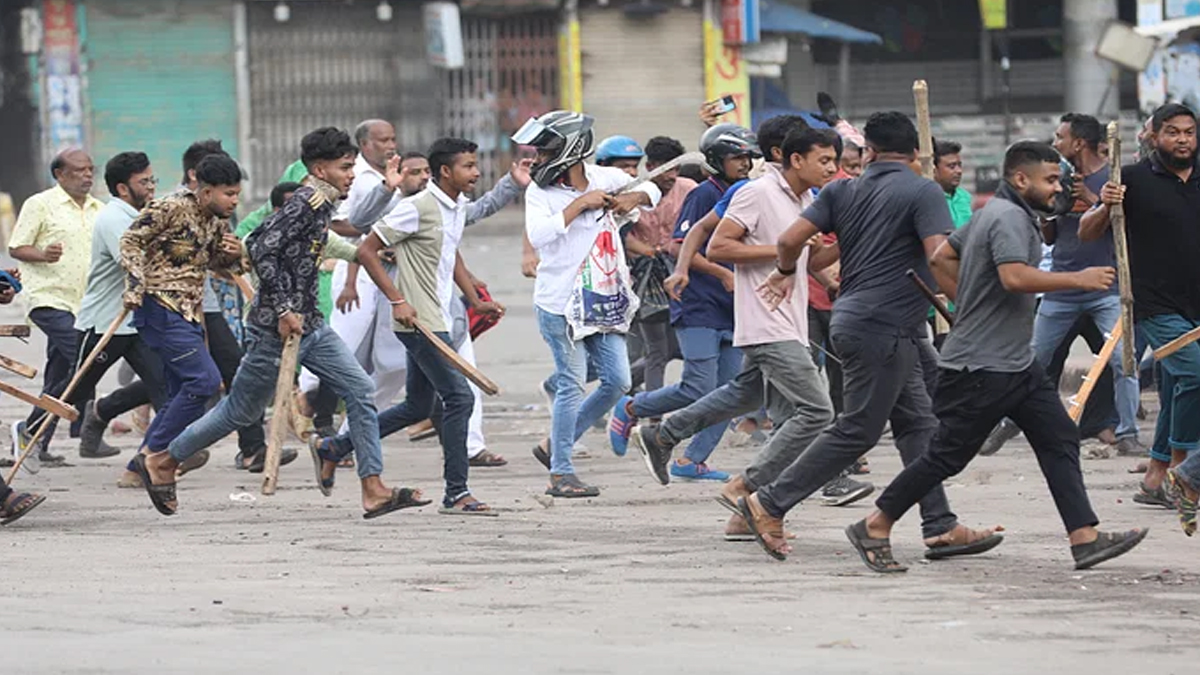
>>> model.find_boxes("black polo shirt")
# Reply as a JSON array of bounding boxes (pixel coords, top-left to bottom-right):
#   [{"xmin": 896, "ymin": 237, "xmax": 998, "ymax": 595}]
[{"xmin": 1121, "ymin": 153, "xmax": 1200, "ymax": 321}]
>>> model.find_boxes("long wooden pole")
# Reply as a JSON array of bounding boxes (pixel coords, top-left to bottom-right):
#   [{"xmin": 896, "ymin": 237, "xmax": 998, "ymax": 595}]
[
  {"xmin": 6, "ymin": 309, "xmax": 128, "ymax": 484},
  {"xmin": 261, "ymin": 335, "xmax": 300, "ymax": 496},
  {"xmin": 913, "ymin": 80, "xmax": 935, "ymax": 180},
  {"xmin": 1067, "ymin": 322, "xmax": 1122, "ymax": 422},
  {"xmin": 1107, "ymin": 121, "xmax": 1135, "ymax": 376}
]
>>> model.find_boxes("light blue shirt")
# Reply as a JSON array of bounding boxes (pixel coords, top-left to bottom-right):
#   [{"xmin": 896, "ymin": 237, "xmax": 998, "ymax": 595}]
[{"xmin": 76, "ymin": 198, "xmax": 137, "ymax": 335}]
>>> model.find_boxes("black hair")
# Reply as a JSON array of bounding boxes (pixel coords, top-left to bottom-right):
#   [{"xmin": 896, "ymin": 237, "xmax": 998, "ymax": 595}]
[
  {"xmin": 300, "ymin": 127, "xmax": 357, "ymax": 169},
  {"xmin": 104, "ymin": 151, "xmax": 151, "ymax": 197},
  {"xmin": 782, "ymin": 128, "xmax": 842, "ymax": 163},
  {"xmin": 1003, "ymin": 140, "xmax": 1060, "ymax": 178},
  {"xmin": 678, "ymin": 163, "xmax": 706, "ymax": 184},
  {"xmin": 401, "ymin": 151, "xmax": 427, "ymax": 162},
  {"xmin": 182, "ymin": 139, "xmax": 225, "ymax": 178},
  {"xmin": 194, "ymin": 154, "xmax": 244, "ymax": 187},
  {"xmin": 756, "ymin": 114, "xmax": 809, "ymax": 158},
  {"xmin": 270, "ymin": 181, "xmax": 303, "ymax": 209},
  {"xmin": 427, "ymin": 138, "xmax": 478, "ymax": 180},
  {"xmin": 863, "ymin": 111, "xmax": 919, "ymax": 155},
  {"xmin": 933, "ymin": 140, "xmax": 962, "ymax": 166},
  {"xmin": 1152, "ymin": 102, "xmax": 1197, "ymax": 132},
  {"xmin": 644, "ymin": 136, "xmax": 685, "ymax": 165},
  {"xmin": 1059, "ymin": 113, "xmax": 1103, "ymax": 151}
]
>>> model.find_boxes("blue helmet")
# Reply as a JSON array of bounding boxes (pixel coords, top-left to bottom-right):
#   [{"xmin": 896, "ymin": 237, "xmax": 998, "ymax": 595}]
[{"xmin": 595, "ymin": 135, "xmax": 645, "ymax": 165}]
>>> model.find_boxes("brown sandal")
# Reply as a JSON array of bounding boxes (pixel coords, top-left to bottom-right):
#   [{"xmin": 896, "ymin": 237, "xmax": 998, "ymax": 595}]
[{"xmin": 737, "ymin": 494, "xmax": 789, "ymax": 561}]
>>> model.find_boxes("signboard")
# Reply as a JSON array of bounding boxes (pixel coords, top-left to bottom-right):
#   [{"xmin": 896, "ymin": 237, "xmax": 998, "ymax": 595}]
[
  {"xmin": 42, "ymin": 0, "xmax": 84, "ymax": 152},
  {"xmin": 720, "ymin": 0, "xmax": 760, "ymax": 45},
  {"xmin": 704, "ymin": 17, "xmax": 751, "ymax": 128},
  {"xmin": 979, "ymin": 0, "xmax": 1007, "ymax": 30},
  {"xmin": 424, "ymin": 2, "xmax": 465, "ymax": 69}
]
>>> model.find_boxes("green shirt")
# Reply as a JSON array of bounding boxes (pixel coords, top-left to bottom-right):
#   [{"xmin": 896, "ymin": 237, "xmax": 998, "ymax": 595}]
[{"xmin": 946, "ymin": 186, "xmax": 973, "ymax": 228}]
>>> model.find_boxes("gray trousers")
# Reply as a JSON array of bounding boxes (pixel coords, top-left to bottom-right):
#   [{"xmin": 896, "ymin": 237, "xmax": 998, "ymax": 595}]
[
  {"xmin": 757, "ymin": 329, "xmax": 959, "ymax": 539},
  {"xmin": 660, "ymin": 339, "xmax": 833, "ymax": 490}
]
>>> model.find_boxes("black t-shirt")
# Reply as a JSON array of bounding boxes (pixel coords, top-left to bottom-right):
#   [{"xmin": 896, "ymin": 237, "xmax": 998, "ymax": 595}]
[
  {"xmin": 1121, "ymin": 155, "xmax": 1200, "ymax": 321},
  {"xmin": 801, "ymin": 161, "xmax": 955, "ymax": 336}
]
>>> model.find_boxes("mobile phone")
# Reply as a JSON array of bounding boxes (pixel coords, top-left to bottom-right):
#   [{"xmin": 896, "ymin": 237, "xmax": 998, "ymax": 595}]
[
  {"xmin": 0, "ymin": 270, "xmax": 21, "ymax": 294},
  {"xmin": 706, "ymin": 95, "xmax": 737, "ymax": 115}
]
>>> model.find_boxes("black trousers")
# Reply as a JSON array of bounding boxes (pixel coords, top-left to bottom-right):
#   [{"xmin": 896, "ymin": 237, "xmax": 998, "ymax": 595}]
[
  {"xmin": 876, "ymin": 361, "xmax": 1100, "ymax": 534},
  {"xmin": 67, "ymin": 331, "xmax": 167, "ymax": 421},
  {"xmin": 204, "ymin": 312, "xmax": 266, "ymax": 453},
  {"xmin": 808, "ymin": 308, "xmax": 844, "ymax": 415}
]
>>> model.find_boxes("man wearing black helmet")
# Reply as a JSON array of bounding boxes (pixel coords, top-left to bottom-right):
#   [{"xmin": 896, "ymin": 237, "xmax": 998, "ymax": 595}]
[{"xmin": 516, "ymin": 111, "xmax": 661, "ymax": 498}]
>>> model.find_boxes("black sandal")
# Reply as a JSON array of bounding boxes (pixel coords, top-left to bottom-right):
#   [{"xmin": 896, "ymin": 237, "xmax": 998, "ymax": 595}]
[
  {"xmin": 245, "ymin": 446, "xmax": 299, "ymax": 474},
  {"xmin": 308, "ymin": 436, "xmax": 337, "ymax": 497},
  {"xmin": 363, "ymin": 488, "xmax": 431, "ymax": 520},
  {"xmin": 132, "ymin": 454, "xmax": 177, "ymax": 516},
  {"xmin": 546, "ymin": 473, "xmax": 600, "ymax": 498},
  {"xmin": 845, "ymin": 519, "xmax": 907, "ymax": 573},
  {"xmin": 924, "ymin": 527, "xmax": 1004, "ymax": 560},
  {"xmin": 0, "ymin": 492, "xmax": 46, "ymax": 525},
  {"xmin": 532, "ymin": 445, "xmax": 551, "ymax": 471},
  {"xmin": 1071, "ymin": 528, "xmax": 1149, "ymax": 570}
]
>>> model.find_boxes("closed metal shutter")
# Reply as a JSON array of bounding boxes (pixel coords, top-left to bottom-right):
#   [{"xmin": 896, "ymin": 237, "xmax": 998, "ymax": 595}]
[
  {"xmin": 246, "ymin": 0, "xmax": 440, "ymax": 201},
  {"xmin": 84, "ymin": 0, "xmax": 238, "ymax": 184},
  {"xmin": 580, "ymin": 4, "xmax": 706, "ymax": 151}
]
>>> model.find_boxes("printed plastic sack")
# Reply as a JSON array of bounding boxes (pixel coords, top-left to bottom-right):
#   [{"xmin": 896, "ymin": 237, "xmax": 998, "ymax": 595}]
[{"xmin": 565, "ymin": 213, "xmax": 640, "ymax": 340}]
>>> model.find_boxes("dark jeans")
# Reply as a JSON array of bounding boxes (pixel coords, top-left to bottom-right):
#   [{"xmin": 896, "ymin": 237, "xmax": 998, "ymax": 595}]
[
  {"xmin": 757, "ymin": 329, "xmax": 959, "ymax": 539},
  {"xmin": 310, "ymin": 381, "xmax": 340, "ymax": 430},
  {"xmin": 330, "ymin": 330, "xmax": 474, "ymax": 506},
  {"xmin": 26, "ymin": 308, "xmax": 80, "ymax": 435},
  {"xmin": 627, "ymin": 313, "xmax": 676, "ymax": 394},
  {"xmin": 135, "ymin": 299, "xmax": 221, "ymax": 452},
  {"xmin": 808, "ymin": 308, "xmax": 843, "ymax": 414},
  {"xmin": 205, "ymin": 312, "xmax": 266, "ymax": 453},
  {"xmin": 876, "ymin": 362, "xmax": 1100, "ymax": 534}
]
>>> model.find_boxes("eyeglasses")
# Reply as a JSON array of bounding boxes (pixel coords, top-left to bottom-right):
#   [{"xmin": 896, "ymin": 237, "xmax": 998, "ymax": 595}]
[{"xmin": 137, "ymin": 177, "xmax": 160, "ymax": 187}]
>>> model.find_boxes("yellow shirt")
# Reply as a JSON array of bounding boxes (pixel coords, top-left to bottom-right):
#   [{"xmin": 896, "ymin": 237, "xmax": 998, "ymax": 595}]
[{"xmin": 10, "ymin": 184, "xmax": 103, "ymax": 315}]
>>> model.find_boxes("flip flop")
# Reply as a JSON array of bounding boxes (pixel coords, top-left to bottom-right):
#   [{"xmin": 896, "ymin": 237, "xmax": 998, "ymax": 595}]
[
  {"xmin": 1072, "ymin": 528, "xmax": 1149, "ymax": 570},
  {"xmin": 714, "ymin": 494, "xmax": 742, "ymax": 515},
  {"xmin": 438, "ymin": 498, "xmax": 498, "ymax": 517},
  {"xmin": 175, "ymin": 449, "xmax": 210, "ymax": 478},
  {"xmin": 308, "ymin": 436, "xmax": 336, "ymax": 497},
  {"xmin": 531, "ymin": 445, "xmax": 550, "ymax": 471},
  {"xmin": 0, "ymin": 492, "xmax": 46, "ymax": 525},
  {"xmin": 469, "ymin": 450, "xmax": 508, "ymax": 467},
  {"xmin": 737, "ymin": 495, "xmax": 788, "ymax": 561},
  {"xmin": 132, "ymin": 454, "xmax": 177, "ymax": 516},
  {"xmin": 724, "ymin": 532, "xmax": 757, "ymax": 542},
  {"xmin": 408, "ymin": 421, "xmax": 438, "ymax": 442},
  {"xmin": 363, "ymin": 487, "xmax": 431, "ymax": 520},
  {"xmin": 845, "ymin": 519, "xmax": 907, "ymax": 573},
  {"xmin": 245, "ymin": 447, "xmax": 300, "ymax": 473},
  {"xmin": 924, "ymin": 529, "xmax": 1005, "ymax": 560}
]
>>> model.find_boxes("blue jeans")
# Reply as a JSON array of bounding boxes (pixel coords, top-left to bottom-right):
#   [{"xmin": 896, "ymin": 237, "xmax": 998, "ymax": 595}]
[
  {"xmin": 1032, "ymin": 296, "xmax": 1139, "ymax": 439},
  {"xmin": 1137, "ymin": 314, "xmax": 1200, "ymax": 467},
  {"xmin": 536, "ymin": 308, "xmax": 631, "ymax": 475},
  {"xmin": 631, "ymin": 326, "xmax": 741, "ymax": 463},
  {"xmin": 135, "ymin": 299, "xmax": 221, "ymax": 452},
  {"xmin": 329, "ymin": 330, "xmax": 473, "ymax": 505},
  {"xmin": 169, "ymin": 326, "xmax": 383, "ymax": 479}
]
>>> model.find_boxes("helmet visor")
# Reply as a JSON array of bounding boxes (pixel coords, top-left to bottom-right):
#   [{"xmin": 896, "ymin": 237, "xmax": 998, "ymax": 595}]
[{"xmin": 512, "ymin": 117, "xmax": 561, "ymax": 147}]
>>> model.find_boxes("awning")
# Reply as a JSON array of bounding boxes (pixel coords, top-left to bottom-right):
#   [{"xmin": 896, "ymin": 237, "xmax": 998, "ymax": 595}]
[{"xmin": 759, "ymin": 1, "xmax": 882, "ymax": 44}]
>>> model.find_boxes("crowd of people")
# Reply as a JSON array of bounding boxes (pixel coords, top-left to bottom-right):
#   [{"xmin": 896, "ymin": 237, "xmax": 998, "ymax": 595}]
[{"xmin": 5, "ymin": 91, "xmax": 1200, "ymax": 574}]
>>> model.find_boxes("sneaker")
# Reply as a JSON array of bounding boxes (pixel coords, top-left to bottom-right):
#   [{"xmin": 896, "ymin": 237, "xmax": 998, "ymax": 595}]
[
  {"xmin": 670, "ymin": 461, "xmax": 730, "ymax": 482},
  {"xmin": 820, "ymin": 474, "xmax": 875, "ymax": 506},
  {"xmin": 10, "ymin": 421, "xmax": 37, "ymax": 475},
  {"xmin": 630, "ymin": 424, "xmax": 673, "ymax": 486},
  {"xmin": 608, "ymin": 395, "xmax": 636, "ymax": 457},
  {"xmin": 978, "ymin": 418, "xmax": 1020, "ymax": 456},
  {"xmin": 78, "ymin": 400, "xmax": 120, "ymax": 459},
  {"xmin": 1116, "ymin": 437, "xmax": 1148, "ymax": 457}
]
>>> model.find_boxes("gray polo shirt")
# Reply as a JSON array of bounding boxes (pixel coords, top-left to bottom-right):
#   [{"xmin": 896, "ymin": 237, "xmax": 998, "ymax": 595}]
[
  {"xmin": 939, "ymin": 184, "xmax": 1044, "ymax": 373},
  {"xmin": 76, "ymin": 198, "xmax": 138, "ymax": 335},
  {"xmin": 802, "ymin": 161, "xmax": 955, "ymax": 336}
]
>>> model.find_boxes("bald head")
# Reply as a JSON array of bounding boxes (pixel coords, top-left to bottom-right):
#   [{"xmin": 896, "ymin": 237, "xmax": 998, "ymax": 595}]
[
  {"xmin": 51, "ymin": 148, "xmax": 95, "ymax": 202},
  {"xmin": 354, "ymin": 119, "xmax": 397, "ymax": 172}
]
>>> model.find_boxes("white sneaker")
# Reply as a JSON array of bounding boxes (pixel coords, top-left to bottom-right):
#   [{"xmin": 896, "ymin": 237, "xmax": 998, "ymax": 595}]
[{"xmin": 11, "ymin": 421, "xmax": 38, "ymax": 475}]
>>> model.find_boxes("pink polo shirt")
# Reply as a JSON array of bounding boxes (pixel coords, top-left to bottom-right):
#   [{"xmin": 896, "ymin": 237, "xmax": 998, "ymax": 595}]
[
  {"xmin": 722, "ymin": 164, "xmax": 812, "ymax": 348},
  {"xmin": 632, "ymin": 177, "xmax": 698, "ymax": 250}
]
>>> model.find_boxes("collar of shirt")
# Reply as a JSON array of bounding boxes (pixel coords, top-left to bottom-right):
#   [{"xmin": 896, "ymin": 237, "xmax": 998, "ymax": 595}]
[
  {"xmin": 303, "ymin": 175, "xmax": 343, "ymax": 209},
  {"xmin": 862, "ymin": 161, "xmax": 908, "ymax": 178},
  {"xmin": 51, "ymin": 183, "xmax": 103, "ymax": 212},
  {"xmin": 428, "ymin": 180, "xmax": 469, "ymax": 211},
  {"xmin": 1147, "ymin": 151, "xmax": 1200, "ymax": 184},
  {"xmin": 995, "ymin": 181, "xmax": 1043, "ymax": 235},
  {"xmin": 763, "ymin": 163, "xmax": 802, "ymax": 203},
  {"xmin": 110, "ymin": 198, "xmax": 139, "ymax": 219},
  {"xmin": 354, "ymin": 153, "xmax": 386, "ymax": 181}
]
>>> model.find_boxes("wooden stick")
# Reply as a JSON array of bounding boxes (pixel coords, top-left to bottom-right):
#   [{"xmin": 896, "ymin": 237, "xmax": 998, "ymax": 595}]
[
  {"xmin": 1068, "ymin": 322, "xmax": 1122, "ymax": 422},
  {"xmin": 913, "ymin": 80, "xmax": 935, "ymax": 180},
  {"xmin": 233, "ymin": 274, "xmax": 255, "ymax": 304},
  {"xmin": 1153, "ymin": 324, "xmax": 1200, "ymax": 361},
  {"xmin": 262, "ymin": 334, "xmax": 300, "ymax": 496},
  {"xmin": 414, "ymin": 322, "xmax": 501, "ymax": 396},
  {"xmin": 6, "ymin": 309, "xmax": 128, "ymax": 484},
  {"xmin": 1107, "ymin": 121, "xmax": 1135, "ymax": 376},
  {"xmin": 906, "ymin": 269, "xmax": 954, "ymax": 327},
  {"xmin": 0, "ymin": 325, "xmax": 31, "ymax": 338},
  {"xmin": 0, "ymin": 381, "xmax": 76, "ymax": 420},
  {"xmin": 0, "ymin": 354, "xmax": 37, "ymax": 379}
]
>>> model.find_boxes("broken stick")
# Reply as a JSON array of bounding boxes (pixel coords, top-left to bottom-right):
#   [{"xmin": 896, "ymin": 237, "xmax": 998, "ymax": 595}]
[
  {"xmin": 262, "ymin": 334, "xmax": 300, "ymax": 496},
  {"xmin": 0, "ymin": 381, "xmax": 76, "ymax": 421},
  {"xmin": 0, "ymin": 353, "xmax": 37, "ymax": 379},
  {"xmin": 1153, "ymin": 324, "xmax": 1200, "ymax": 361},
  {"xmin": 1106, "ymin": 121, "xmax": 1135, "ymax": 375},
  {"xmin": 0, "ymin": 325, "xmax": 31, "ymax": 338},
  {"xmin": 1067, "ymin": 322, "xmax": 1122, "ymax": 423},
  {"xmin": 414, "ymin": 322, "xmax": 500, "ymax": 396},
  {"xmin": 906, "ymin": 269, "xmax": 954, "ymax": 327}
]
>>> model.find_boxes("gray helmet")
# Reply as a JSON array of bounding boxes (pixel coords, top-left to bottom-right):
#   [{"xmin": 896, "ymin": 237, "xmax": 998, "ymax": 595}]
[
  {"xmin": 512, "ymin": 111, "xmax": 595, "ymax": 187},
  {"xmin": 700, "ymin": 123, "xmax": 761, "ymax": 177}
]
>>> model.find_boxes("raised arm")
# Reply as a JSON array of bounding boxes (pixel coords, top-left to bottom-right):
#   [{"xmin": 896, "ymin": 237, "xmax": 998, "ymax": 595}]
[{"xmin": 1079, "ymin": 180, "xmax": 1124, "ymax": 242}]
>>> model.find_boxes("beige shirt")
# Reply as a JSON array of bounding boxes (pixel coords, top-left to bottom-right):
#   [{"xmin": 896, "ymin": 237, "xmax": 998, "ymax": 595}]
[{"xmin": 10, "ymin": 184, "xmax": 102, "ymax": 315}]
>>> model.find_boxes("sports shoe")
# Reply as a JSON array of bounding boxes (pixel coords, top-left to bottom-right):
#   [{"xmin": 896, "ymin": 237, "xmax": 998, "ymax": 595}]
[
  {"xmin": 670, "ymin": 461, "xmax": 730, "ymax": 482},
  {"xmin": 608, "ymin": 395, "xmax": 636, "ymax": 457},
  {"xmin": 78, "ymin": 400, "xmax": 120, "ymax": 459},
  {"xmin": 978, "ymin": 418, "xmax": 1020, "ymax": 456},
  {"xmin": 10, "ymin": 421, "xmax": 37, "ymax": 475},
  {"xmin": 630, "ymin": 424, "xmax": 673, "ymax": 486},
  {"xmin": 820, "ymin": 474, "xmax": 875, "ymax": 506}
]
